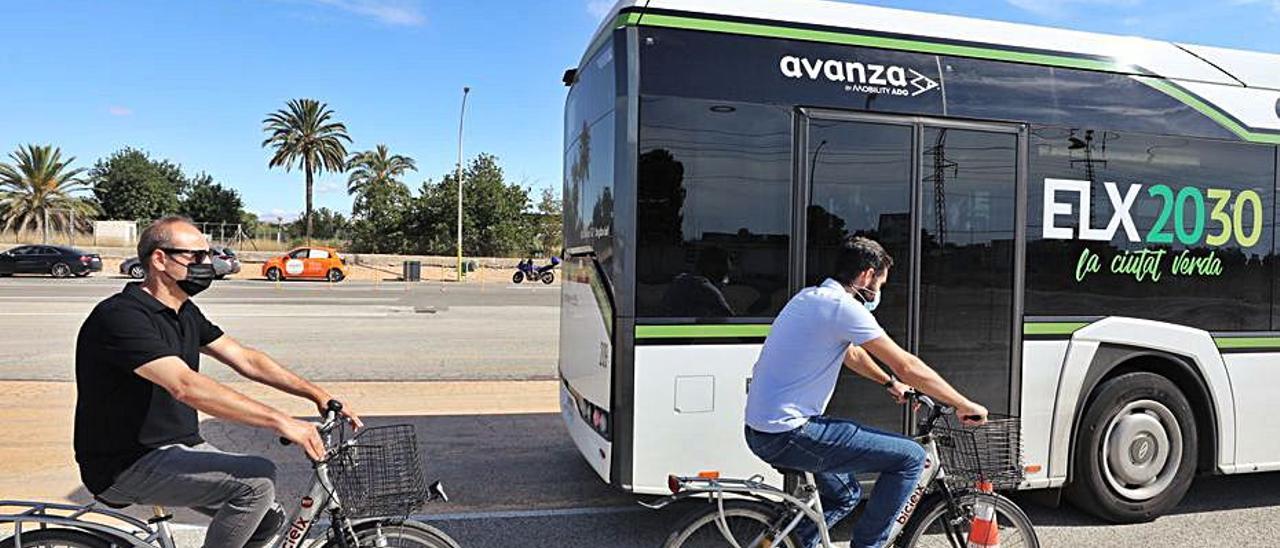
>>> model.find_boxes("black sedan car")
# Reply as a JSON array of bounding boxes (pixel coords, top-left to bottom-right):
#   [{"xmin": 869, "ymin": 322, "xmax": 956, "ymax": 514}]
[
  {"xmin": 0, "ymin": 245, "xmax": 103, "ymax": 278},
  {"xmin": 120, "ymin": 246, "xmax": 241, "ymax": 279}
]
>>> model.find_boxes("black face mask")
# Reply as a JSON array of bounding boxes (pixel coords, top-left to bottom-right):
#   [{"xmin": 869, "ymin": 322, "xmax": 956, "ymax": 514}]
[{"xmin": 168, "ymin": 263, "xmax": 217, "ymax": 297}]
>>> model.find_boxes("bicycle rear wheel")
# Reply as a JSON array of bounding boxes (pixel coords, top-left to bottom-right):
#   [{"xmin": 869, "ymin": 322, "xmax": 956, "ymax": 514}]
[
  {"xmin": 0, "ymin": 528, "xmax": 113, "ymax": 548},
  {"xmin": 321, "ymin": 518, "xmax": 460, "ymax": 548},
  {"xmin": 895, "ymin": 492, "xmax": 1039, "ymax": 548},
  {"xmin": 664, "ymin": 500, "xmax": 800, "ymax": 548}
]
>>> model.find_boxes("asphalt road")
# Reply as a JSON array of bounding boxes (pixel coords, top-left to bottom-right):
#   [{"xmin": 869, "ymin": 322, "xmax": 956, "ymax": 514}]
[
  {"xmin": 6, "ymin": 276, "xmax": 1280, "ymax": 547},
  {"xmin": 0, "ymin": 275, "xmax": 560, "ymax": 381},
  {"xmin": 95, "ymin": 413, "xmax": 1280, "ymax": 548}
]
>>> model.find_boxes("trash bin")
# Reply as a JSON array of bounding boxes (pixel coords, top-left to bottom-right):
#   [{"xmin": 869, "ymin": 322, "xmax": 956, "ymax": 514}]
[
  {"xmin": 403, "ymin": 260, "xmax": 421, "ymax": 282},
  {"xmin": 465, "ymin": 260, "xmax": 478, "ymax": 273}
]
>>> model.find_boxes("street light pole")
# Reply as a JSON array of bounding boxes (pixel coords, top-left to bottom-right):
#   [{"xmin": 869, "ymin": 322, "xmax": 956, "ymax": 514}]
[{"xmin": 456, "ymin": 86, "xmax": 471, "ymax": 282}]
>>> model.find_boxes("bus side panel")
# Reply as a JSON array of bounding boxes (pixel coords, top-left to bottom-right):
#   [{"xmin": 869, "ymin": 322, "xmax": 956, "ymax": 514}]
[
  {"xmin": 1222, "ymin": 353, "xmax": 1280, "ymax": 472},
  {"xmin": 1020, "ymin": 340, "xmax": 1071, "ymax": 488},
  {"xmin": 559, "ymin": 260, "xmax": 614, "ymax": 482},
  {"xmin": 1048, "ymin": 318, "xmax": 1237, "ymax": 480},
  {"xmin": 561, "ymin": 384, "xmax": 612, "ymax": 482},
  {"xmin": 630, "ymin": 344, "xmax": 781, "ymax": 494}
]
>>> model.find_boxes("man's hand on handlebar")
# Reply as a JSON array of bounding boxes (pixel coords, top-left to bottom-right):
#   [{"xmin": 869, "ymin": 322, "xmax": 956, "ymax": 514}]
[
  {"xmin": 955, "ymin": 400, "xmax": 989, "ymax": 427},
  {"xmin": 316, "ymin": 395, "xmax": 364, "ymax": 430},
  {"xmin": 885, "ymin": 380, "xmax": 914, "ymax": 405},
  {"xmin": 278, "ymin": 417, "xmax": 327, "ymax": 461}
]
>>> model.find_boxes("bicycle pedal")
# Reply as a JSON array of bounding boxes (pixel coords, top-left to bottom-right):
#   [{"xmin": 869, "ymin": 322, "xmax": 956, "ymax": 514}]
[{"xmin": 428, "ymin": 480, "xmax": 449, "ymax": 503}]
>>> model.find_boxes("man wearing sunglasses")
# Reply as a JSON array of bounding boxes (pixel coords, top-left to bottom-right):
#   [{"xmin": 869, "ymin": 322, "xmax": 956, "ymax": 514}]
[{"xmin": 73, "ymin": 216, "xmax": 362, "ymax": 548}]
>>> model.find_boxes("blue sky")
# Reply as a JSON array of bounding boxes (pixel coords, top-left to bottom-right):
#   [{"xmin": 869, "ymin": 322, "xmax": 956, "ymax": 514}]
[{"xmin": 1, "ymin": 0, "xmax": 1278, "ymax": 221}]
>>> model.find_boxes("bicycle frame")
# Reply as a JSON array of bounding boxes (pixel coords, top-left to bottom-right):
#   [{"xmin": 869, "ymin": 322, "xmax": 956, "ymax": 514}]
[
  {"xmin": 270, "ymin": 459, "xmax": 347, "ymax": 548},
  {"xmin": 1, "ymin": 406, "xmax": 367, "ymax": 548},
  {"xmin": 0, "ymin": 458, "xmax": 350, "ymax": 548}
]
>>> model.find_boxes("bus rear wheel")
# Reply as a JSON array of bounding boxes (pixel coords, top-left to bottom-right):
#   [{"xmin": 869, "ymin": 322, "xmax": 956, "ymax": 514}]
[{"xmin": 1065, "ymin": 371, "xmax": 1197, "ymax": 523}]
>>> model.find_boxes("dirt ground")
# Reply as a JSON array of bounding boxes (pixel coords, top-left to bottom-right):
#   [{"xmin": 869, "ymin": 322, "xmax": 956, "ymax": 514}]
[{"xmin": 0, "ymin": 380, "xmax": 559, "ymax": 505}]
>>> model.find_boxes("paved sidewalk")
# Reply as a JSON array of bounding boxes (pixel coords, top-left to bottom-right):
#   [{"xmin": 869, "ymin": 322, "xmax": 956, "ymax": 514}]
[{"xmin": 0, "ymin": 380, "xmax": 559, "ymax": 504}]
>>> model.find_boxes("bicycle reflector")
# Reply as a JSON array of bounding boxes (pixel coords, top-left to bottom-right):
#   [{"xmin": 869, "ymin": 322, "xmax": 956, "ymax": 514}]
[
  {"xmin": 668, "ymin": 475, "xmax": 682, "ymax": 494},
  {"xmin": 697, "ymin": 470, "xmax": 720, "ymax": 480}
]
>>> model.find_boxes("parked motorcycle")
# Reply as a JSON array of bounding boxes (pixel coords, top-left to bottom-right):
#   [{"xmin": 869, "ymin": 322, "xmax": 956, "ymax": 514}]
[{"xmin": 513, "ymin": 256, "xmax": 559, "ymax": 284}]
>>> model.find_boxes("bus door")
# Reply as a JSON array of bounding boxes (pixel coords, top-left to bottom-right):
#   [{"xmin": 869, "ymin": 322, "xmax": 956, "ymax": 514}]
[{"xmin": 795, "ymin": 111, "xmax": 1025, "ymax": 433}]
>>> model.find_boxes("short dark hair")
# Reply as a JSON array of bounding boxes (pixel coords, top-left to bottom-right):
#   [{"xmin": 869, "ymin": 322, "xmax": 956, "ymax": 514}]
[
  {"xmin": 832, "ymin": 236, "xmax": 893, "ymax": 285},
  {"xmin": 137, "ymin": 216, "xmax": 194, "ymax": 273}
]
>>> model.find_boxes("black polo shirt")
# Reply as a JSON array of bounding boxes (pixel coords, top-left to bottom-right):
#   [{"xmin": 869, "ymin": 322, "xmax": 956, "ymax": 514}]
[{"xmin": 73, "ymin": 282, "xmax": 224, "ymax": 494}]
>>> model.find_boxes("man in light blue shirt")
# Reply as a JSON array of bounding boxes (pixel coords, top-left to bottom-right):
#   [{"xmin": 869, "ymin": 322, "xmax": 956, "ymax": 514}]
[{"xmin": 744, "ymin": 236, "xmax": 988, "ymax": 548}]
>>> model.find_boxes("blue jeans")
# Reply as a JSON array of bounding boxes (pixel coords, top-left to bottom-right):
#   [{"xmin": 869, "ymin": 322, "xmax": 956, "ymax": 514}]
[{"xmin": 745, "ymin": 417, "xmax": 926, "ymax": 548}]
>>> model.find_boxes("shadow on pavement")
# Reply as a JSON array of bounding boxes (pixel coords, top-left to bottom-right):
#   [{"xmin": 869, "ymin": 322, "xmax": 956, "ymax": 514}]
[
  {"xmin": 197, "ymin": 412, "xmax": 633, "ymax": 517},
  {"xmin": 1017, "ymin": 471, "xmax": 1280, "ymax": 527}
]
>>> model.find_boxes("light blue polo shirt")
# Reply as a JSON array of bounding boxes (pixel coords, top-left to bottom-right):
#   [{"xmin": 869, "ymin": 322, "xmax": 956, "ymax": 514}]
[{"xmin": 744, "ymin": 278, "xmax": 886, "ymax": 433}]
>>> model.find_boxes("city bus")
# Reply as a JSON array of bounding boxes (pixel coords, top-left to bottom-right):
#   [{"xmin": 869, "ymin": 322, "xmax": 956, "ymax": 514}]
[{"xmin": 558, "ymin": 0, "xmax": 1280, "ymax": 522}]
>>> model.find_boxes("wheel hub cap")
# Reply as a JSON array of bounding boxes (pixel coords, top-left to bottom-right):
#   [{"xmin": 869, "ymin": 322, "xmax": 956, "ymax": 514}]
[{"xmin": 1101, "ymin": 399, "xmax": 1182, "ymax": 501}]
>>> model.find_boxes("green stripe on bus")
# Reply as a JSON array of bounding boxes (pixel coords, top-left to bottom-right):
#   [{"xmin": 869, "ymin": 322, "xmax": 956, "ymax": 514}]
[
  {"xmin": 1135, "ymin": 77, "xmax": 1280, "ymax": 145},
  {"xmin": 1023, "ymin": 322, "xmax": 1090, "ymax": 336},
  {"xmin": 635, "ymin": 324, "xmax": 771, "ymax": 339},
  {"xmin": 1214, "ymin": 337, "xmax": 1280, "ymax": 350},
  {"xmin": 621, "ymin": 13, "xmax": 1280, "ymax": 145}
]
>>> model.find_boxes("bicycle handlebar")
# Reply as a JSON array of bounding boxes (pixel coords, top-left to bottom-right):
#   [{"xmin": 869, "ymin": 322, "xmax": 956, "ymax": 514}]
[
  {"xmin": 278, "ymin": 399, "xmax": 345, "ymax": 447},
  {"xmin": 904, "ymin": 390, "xmax": 985, "ymax": 427}
]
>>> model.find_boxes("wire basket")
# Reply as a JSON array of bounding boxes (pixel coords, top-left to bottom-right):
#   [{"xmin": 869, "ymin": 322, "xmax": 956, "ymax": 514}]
[
  {"xmin": 328, "ymin": 424, "xmax": 428, "ymax": 518},
  {"xmin": 931, "ymin": 414, "xmax": 1024, "ymax": 490}
]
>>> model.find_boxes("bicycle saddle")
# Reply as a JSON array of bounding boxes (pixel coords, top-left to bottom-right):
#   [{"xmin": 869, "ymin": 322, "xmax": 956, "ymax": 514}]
[
  {"xmin": 772, "ymin": 466, "xmax": 806, "ymax": 492},
  {"xmin": 771, "ymin": 466, "xmax": 805, "ymax": 478}
]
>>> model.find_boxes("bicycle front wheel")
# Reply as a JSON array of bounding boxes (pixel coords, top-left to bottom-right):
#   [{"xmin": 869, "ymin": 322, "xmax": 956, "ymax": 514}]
[
  {"xmin": 664, "ymin": 500, "xmax": 801, "ymax": 548},
  {"xmin": 896, "ymin": 492, "xmax": 1039, "ymax": 548},
  {"xmin": 321, "ymin": 518, "xmax": 461, "ymax": 548}
]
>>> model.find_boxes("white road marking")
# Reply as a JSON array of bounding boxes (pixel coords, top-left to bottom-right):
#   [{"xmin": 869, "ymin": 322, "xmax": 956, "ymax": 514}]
[
  {"xmin": 0, "ymin": 296, "xmax": 401, "ymax": 303},
  {"xmin": 0, "ymin": 312, "xmax": 395, "ymax": 318},
  {"xmin": 418, "ymin": 505, "xmax": 646, "ymax": 521}
]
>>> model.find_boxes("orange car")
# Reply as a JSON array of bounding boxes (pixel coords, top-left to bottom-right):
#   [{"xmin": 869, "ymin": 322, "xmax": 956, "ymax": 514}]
[{"xmin": 263, "ymin": 246, "xmax": 348, "ymax": 282}]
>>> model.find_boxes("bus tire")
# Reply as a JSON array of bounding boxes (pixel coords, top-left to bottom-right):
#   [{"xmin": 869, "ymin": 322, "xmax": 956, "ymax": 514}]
[{"xmin": 1065, "ymin": 371, "xmax": 1197, "ymax": 523}]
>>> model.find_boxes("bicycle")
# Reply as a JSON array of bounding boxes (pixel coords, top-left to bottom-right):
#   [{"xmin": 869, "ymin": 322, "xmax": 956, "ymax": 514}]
[
  {"xmin": 0, "ymin": 400, "xmax": 460, "ymax": 548},
  {"xmin": 646, "ymin": 392, "xmax": 1039, "ymax": 548}
]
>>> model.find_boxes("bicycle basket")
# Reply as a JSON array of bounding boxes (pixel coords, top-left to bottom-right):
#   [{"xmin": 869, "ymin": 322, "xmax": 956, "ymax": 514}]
[
  {"xmin": 930, "ymin": 414, "xmax": 1024, "ymax": 490},
  {"xmin": 328, "ymin": 424, "xmax": 428, "ymax": 518}
]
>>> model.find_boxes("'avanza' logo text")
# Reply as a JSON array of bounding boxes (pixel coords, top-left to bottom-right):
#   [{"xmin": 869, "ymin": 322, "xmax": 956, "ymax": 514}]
[{"xmin": 779, "ymin": 55, "xmax": 939, "ymax": 97}]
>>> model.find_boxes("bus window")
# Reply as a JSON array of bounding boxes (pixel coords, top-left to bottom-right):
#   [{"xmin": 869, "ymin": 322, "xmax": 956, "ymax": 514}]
[
  {"xmin": 918, "ymin": 127, "xmax": 1019, "ymax": 415},
  {"xmin": 636, "ymin": 97, "xmax": 792, "ymax": 319},
  {"xmin": 1026, "ymin": 128, "xmax": 1275, "ymax": 331}
]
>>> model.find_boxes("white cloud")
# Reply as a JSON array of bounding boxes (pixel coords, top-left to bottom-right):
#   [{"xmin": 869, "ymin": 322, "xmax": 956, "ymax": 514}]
[
  {"xmin": 586, "ymin": 0, "xmax": 613, "ymax": 20},
  {"xmin": 303, "ymin": 0, "xmax": 426, "ymax": 26},
  {"xmin": 316, "ymin": 180, "xmax": 344, "ymax": 194},
  {"xmin": 108, "ymin": 106, "xmax": 133, "ymax": 116},
  {"xmin": 1005, "ymin": 0, "xmax": 1142, "ymax": 18},
  {"xmin": 262, "ymin": 209, "xmax": 300, "ymax": 222},
  {"xmin": 1230, "ymin": 0, "xmax": 1280, "ymax": 16}
]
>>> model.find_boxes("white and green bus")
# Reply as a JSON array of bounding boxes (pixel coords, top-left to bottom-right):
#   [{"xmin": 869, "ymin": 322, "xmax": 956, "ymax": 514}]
[{"xmin": 559, "ymin": 0, "xmax": 1280, "ymax": 522}]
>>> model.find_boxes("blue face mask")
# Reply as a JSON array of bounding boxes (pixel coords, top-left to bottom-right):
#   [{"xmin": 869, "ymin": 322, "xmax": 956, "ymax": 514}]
[{"xmin": 855, "ymin": 285, "xmax": 881, "ymax": 313}]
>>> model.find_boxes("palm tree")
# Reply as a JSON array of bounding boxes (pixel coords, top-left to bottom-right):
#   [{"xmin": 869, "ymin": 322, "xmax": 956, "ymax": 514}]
[
  {"xmin": 0, "ymin": 144, "xmax": 98, "ymax": 243},
  {"xmin": 346, "ymin": 144, "xmax": 417, "ymax": 197},
  {"xmin": 262, "ymin": 98, "xmax": 351, "ymax": 243}
]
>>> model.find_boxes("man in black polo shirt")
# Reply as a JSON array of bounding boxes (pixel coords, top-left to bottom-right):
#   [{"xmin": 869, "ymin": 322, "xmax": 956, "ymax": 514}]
[{"xmin": 75, "ymin": 216, "xmax": 362, "ymax": 548}]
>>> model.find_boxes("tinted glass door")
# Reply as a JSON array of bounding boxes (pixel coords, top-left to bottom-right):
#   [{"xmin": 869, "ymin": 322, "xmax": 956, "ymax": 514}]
[
  {"xmin": 918, "ymin": 126, "xmax": 1019, "ymax": 416},
  {"xmin": 801, "ymin": 117, "xmax": 915, "ymax": 434},
  {"xmin": 798, "ymin": 113, "xmax": 1022, "ymax": 433}
]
